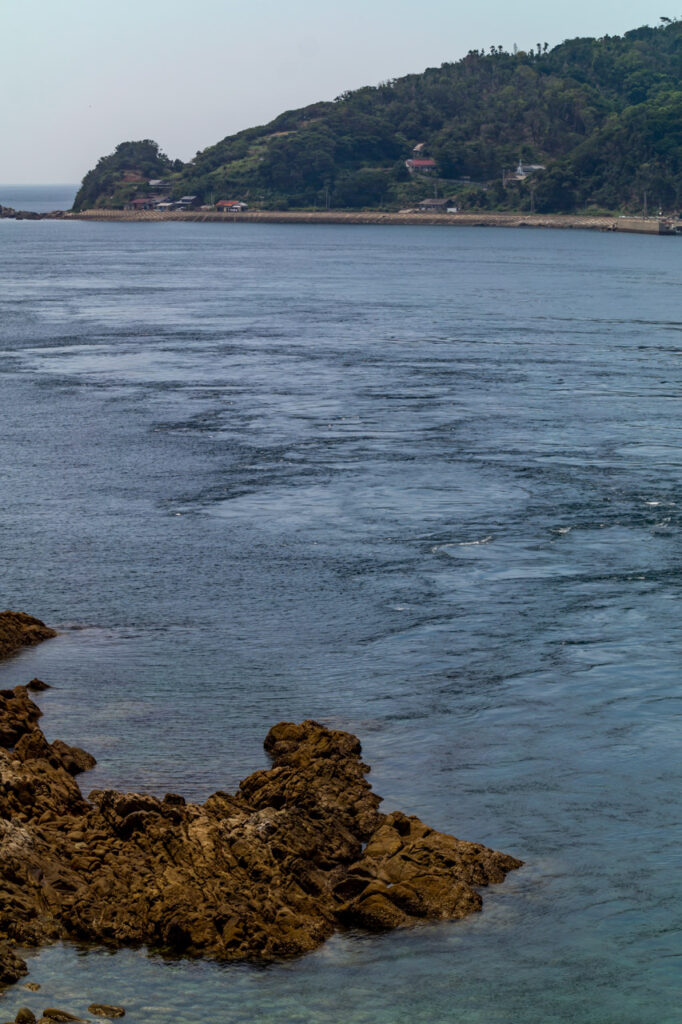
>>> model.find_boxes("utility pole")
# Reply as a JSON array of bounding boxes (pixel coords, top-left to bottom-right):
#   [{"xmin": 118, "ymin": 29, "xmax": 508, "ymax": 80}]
[{"xmin": 643, "ymin": 190, "xmax": 648, "ymax": 217}]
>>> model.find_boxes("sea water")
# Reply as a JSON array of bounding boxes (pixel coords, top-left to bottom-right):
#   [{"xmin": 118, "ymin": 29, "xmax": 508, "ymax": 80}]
[
  {"xmin": 0, "ymin": 184, "xmax": 78, "ymax": 213},
  {"xmin": 0, "ymin": 210, "xmax": 680, "ymax": 1023}
]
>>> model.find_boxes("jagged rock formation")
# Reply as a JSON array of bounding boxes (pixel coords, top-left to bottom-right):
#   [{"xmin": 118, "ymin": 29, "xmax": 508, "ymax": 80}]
[
  {"xmin": 0, "ymin": 613, "xmax": 56, "ymax": 660},
  {"xmin": 0, "ymin": 684, "xmax": 522, "ymax": 988}
]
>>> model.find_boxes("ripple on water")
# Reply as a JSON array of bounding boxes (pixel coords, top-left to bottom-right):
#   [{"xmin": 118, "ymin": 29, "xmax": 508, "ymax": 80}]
[{"xmin": 0, "ymin": 221, "xmax": 681, "ymax": 1022}]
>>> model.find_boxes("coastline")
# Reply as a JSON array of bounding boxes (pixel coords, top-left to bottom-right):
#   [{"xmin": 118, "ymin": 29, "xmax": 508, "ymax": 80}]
[
  {"xmin": 1, "ymin": 631, "xmax": 522, "ymax": 995},
  {"xmin": 53, "ymin": 209, "xmax": 682, "ymax": 234},
  {"xmin": 3, "ymin": 205, "xmax": 679, "ymax": 233}
]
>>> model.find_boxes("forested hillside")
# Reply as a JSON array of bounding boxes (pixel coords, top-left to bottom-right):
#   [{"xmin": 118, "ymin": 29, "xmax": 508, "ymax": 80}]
[{"xmin": 73, "ymin": 20, "xmax": 682, "ymax": 213}]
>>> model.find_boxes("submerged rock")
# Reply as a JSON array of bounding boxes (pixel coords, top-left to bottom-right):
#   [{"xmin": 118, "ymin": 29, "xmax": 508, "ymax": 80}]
[
  {"xmin": 87, "ymin": 1007, "xmax": 125, "ymax": 1019},
  {"xmin": 26, "ymin": 680, "xmax": 51, "ymax": 693},
  {"xmin": 0, "ymin": 683, "xmax": 522, "ymax": 988}
]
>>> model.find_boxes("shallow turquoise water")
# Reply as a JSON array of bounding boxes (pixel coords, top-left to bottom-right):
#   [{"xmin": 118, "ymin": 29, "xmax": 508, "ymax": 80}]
[{"xmin": 1, "ymin": 214, "xmax": 681, "ymax": 1022}]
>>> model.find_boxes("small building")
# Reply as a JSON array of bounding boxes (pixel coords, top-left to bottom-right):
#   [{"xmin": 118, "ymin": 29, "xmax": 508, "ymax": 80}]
[
  {"xmin": 124, "ymin": 197, "xmax": 157, "ymax": 211},
  {"xmin": 216, "ymin": 200, "xmax": 248, "ymax": 212},
  {"xmin": 406, "ymin": 158, "xmax": 437, "ymax": 174},
  {"xmin": 176, "ymin": 195, "xmax": 200, "ymax": 209},
  {"xmin": 148, "ymin": 179, "xmax": 168, "ymax": 188},
  {"xmin": 418, "ymin": 197, "xmax": 450, "ymax": 211},
  {"xmin": 155, "ymin": 201, "xmax": 177, "ymax": 211}
]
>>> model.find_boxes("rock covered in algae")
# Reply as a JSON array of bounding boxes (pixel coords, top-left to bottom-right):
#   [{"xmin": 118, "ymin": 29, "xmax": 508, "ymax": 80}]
[{"xmin": 0, "ymin": 684, "xmax": 522, "ymax": 987}]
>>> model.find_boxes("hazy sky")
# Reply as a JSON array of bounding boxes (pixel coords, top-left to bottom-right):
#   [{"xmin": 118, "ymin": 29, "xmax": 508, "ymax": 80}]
[{"xmin": 1, "ymin": 0, "xmax": 665, "ymax": 183}]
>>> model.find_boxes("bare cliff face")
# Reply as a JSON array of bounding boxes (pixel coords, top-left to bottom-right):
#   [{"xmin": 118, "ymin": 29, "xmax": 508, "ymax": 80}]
[{"xmin": 0, "ymin": 616, "xmax": 522, "ymax": 988}]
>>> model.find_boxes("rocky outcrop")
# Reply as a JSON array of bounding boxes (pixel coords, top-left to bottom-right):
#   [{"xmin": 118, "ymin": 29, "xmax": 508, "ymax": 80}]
[
  {"xmin": 0, "ymin": 613, "xmax": 56, "ymax": 661},
  {"xmin": 0, "ymin": 685, "xmax": 522, "ymax": 988},
  {"xmin": 0, "ymin": 208, "xmax": 66, "ymax": 220}
]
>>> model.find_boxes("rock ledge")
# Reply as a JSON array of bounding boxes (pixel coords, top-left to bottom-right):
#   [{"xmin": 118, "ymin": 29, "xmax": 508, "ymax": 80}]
[
  {"xmin": 0, "ymin": 612, "xmax": 56, "ymax": 661},
  {"xmin": 0, "ymin": 684, "xmax": 522, "ymax": 986}
]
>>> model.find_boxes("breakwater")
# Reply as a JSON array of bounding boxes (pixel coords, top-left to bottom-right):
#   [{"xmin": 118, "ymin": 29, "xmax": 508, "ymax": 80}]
[
  {"xmin": 67, "ymin": 209, "xmax": 682, "ymax": 233},
  {"xmin": 4, "ymin": 205, "xmax": 680, "ymax": 233}
]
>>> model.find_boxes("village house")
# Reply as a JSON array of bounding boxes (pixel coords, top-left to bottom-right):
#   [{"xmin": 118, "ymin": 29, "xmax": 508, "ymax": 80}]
[
  {"xmin": 176, "ymin": 195, "xmax": 200, "ymax": 209},
  {"xmin": 405, "ymin": 158, "xmax": 437, "ymax": 174},
  {"xmin": 124, "ymin": 197, "xmax": 157, "ymax": 211},
  {"xmin": 216, "ymin": 200, "xmax": 248, "ymax": 212},
  {"xmin": 417, "ymin": 197, "xmax": 451, "ymax": 211}
]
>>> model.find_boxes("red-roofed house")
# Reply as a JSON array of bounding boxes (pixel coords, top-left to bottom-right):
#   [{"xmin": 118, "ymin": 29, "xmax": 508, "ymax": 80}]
[
  {"xmin": 216, "ymin": 200, "xmax": 248, "ymax": 212},
  {"xmin": 405, "ymin": 158, "xmax": 437, "ymax": 174}
]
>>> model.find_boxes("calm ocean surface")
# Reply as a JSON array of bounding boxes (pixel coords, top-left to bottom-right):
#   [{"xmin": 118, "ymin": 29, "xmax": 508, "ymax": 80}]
[
  {"xmin": 0, "ymin": 184, "xmax": 78, "ymax": 213},
  {"xmin": 0, "ymin": 201, "xmax": 681, "ymax": 1023}
]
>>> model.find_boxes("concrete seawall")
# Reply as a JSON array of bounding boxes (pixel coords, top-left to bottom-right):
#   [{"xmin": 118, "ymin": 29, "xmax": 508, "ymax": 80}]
[
  {"xmin": 70, "ymin": 209, "xmax": 617, "ymax": 230},
  {"xmin": 20, "ymin": 209, "xmax": 681, "ymax": 234},
  {"xmin": 615, "ymin": 217, "xmax": 678, "ymax": 235}
]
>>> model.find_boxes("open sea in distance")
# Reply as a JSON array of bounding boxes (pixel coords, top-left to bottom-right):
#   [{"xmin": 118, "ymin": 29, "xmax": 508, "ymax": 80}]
[{"xmin": 0, "ymin": 186, "xmax": 681, "ymax": 1023}]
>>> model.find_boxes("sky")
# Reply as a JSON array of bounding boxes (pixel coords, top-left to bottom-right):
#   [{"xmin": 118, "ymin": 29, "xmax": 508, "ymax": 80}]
[{"xmin": 0, "ymin": 0, "xmax": 667, "ymax": 183}]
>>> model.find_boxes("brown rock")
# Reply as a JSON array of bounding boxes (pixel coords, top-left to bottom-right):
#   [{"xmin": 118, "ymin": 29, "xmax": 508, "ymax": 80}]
[
  {"xmin": 0, "ymin": 613, "xmax": 56, "ymax": 661},
  {"xmin": 0, "ymin": 685, "xmax": 522, "ymax": 992},
  {"xmin": 23, "ymin": 985, "xmax": 41, "ymax": 993},
  {"xmin": 14, "ymin": 1010, "xmax": 36, "ymax": 1024},
  {"xmin": 87, "ymin": 1006, "xmax": 125, "ymax": 1018},
  {"xmin": 41, "ymin": 1013, "xmax": 84, "ymax": 1023},
  {"xmin": 49, "ymin": 741, "xmax": 97, "ymax": 776},
  {"xmin": 340, "ymin": 890, "xmax": 408, "ymax": 931},
  {"xmin": 26, "ymin": 680, "xmax": 51, "ymax": 693},
  {"xmin": 0, "ymin": 945, "xmax": 27, "ymax": 986}
]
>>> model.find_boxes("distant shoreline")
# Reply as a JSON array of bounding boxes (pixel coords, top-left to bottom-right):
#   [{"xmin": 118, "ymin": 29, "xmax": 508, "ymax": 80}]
[{"xmin": 3, "ymin": 207, "xmax": 680, "ymax": 234}]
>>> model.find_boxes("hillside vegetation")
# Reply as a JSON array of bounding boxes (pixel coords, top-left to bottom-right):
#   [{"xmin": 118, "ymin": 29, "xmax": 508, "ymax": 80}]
[{"xmin": 73, "ymin": 20, "xmax": 682, "ymax": 214}]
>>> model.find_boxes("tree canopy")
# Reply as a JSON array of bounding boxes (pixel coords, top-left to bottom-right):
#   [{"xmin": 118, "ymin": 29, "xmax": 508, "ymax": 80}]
[{"xmin": 73, "ymin": 21, "xmax": 682, "ymax": 214}]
